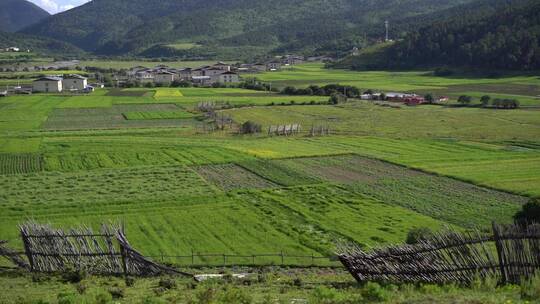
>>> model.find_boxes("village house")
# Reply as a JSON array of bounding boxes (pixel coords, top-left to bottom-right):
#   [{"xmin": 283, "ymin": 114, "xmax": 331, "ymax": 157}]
[
  {"xmin": 191, "ymin": 76, "xmax": 212, "ymax": 86},
  {"xmin": 282, "ymin": 55, "xmax": 304, "ymax": 65},
  {"xmin": 266, "ymin": 61, "xmax": 282, "ymax": 71},
  {"xmin": 213, "ymin": 71, "xmax": 240, "ymax": 84},
  {"xmin": 33, "ymin": 76, "xmax": 63, "ymax": 93},
  {"xmin": 204, "ymin": 67, "xmax": 227, "ymax": 77},
  {"xmin": 154, "ymin": 71, "xmax": 176, "ymax": 85},
  {"xmin": 212, "ymin": 62, "xmax": 231, "ymax": 71},
  {"xmin": 134, "ymin": 70, "xmax": 154, "ymax": 83},
  {"xmin": 62, "ymin": 74, "xmax": 88, "ymax": 91},
  {"xmin": 252, "ymin": 63, "xmax": 267, "ymax": 72},
  {"xmin": 178, "ymin": 68, "xmax": 192, "ymax": 81}
]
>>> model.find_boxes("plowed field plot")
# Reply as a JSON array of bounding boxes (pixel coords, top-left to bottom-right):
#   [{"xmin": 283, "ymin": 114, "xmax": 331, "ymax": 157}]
[
  {"xmin": 195, "ymin": 164, "xmax": 277, "ymax": 191},
  {"xmin": 42, "ymin": 104, "xmax": 195, "ymax": 130},
  {"xmin": 0, "ymin": 153, "xmax": 43, "ymax": 175},
  {"xmin": 106, "ymin": 89, "xmax": 153, "ymax": 97},
  {"xmin": 243, "ymin": 155, "xmax": 527, "ymax": 227}
]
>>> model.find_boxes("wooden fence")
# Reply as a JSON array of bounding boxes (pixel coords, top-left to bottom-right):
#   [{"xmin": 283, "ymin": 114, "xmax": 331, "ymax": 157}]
[
  {"xmin": 9, "ymin": 222, "xmax": 190, "ymax": 277},
  {"xmin": 146, "ymin": 251, "xmax": 339, "ymax": 267},
  {"xmin": 338, "ymin": 222, "xmax": 540, "ymax": 284}
]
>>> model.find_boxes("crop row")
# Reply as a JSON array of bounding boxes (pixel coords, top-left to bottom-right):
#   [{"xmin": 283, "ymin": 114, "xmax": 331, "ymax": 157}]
[{"xmin": 0, "ymin": 153, "xmax": 43, "ymax": 175}]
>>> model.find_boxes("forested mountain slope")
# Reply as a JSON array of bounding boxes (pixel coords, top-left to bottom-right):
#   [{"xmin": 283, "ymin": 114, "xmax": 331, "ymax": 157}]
[
  {"xmin": 0, "ymin": 0, "xmax": 50, "ymax": 32},
  {"xmin": 337, "ymin": 0, "xmax": 540, "ymax": 70},
  {"xmin": 0, "ymin": 31, "xmax": 83, "ymax": 55},
  {"xmin": 22, "ymin": 0, "xmax": 474, "ymax": 57}
]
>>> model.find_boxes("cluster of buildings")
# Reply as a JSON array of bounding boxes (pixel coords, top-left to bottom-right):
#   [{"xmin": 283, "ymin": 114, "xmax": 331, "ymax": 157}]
[
  {"xmin": 32, "ymin": 74, "xmax": 93, "ymax": 93},
  {"xmin": 361, "ymin": 92, "xmax": 449, "ymax": 106},
  {"xmin": 128, "ymin": 62, "xmax": 240, "ymax": 86},
  {"xmin": 125, "ymin": 55, "xmax": 322, "ymax": 86}
]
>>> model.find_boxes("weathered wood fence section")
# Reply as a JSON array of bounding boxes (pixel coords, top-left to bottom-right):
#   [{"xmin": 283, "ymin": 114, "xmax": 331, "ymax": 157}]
[
  {"xmin": 268, "ymin": 124, "xmax": 301, "ymax": 136},
  {"xmin": 14, "ymin": 222, "xmax": 190, "ymax": 277},
  {"xmin": 338, "ymin": 223, "xmax": 540, "ymax": 284}
]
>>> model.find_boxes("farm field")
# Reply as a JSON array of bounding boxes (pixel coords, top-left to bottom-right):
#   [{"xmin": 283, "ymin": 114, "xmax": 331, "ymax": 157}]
[
  {"xmin": 252, "ymin": 63, "xmax": 540, "ymax": 105},
  {"xmin": 0, "ymin": 67, "xmax": 539, "ymax": 271}
]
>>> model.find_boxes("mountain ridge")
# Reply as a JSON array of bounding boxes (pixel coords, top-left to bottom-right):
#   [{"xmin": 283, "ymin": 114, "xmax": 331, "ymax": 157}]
[
  {"xmin": 0, "ymin": 0, "xmax": 50, "ymax": 33},
  {"xmin": 22, "ymin": 0, "xmax": 475, "ymax": 58}
]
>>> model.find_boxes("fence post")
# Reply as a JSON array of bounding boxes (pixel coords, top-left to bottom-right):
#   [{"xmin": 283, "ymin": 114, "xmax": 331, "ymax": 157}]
[
  {"xmin": 191, "ymin": 249, "xmax": 194, "ymax": 265},
  {"xmin": 119, "ymin": 243, "xmax": 128, "ymax": 278},
  {"xmin": 223, "ymin": 254, "xmax": 227, "ymax": 266},
  {"xmin": 20, "ymin": 231, "xmax": 34, "ymax": 272},
  {"xmin": 281, "ymin": 251, "xmax": 284, "ymax": 265},
  {"xmin": 492, "ymin": 222, "xmax": 508, "ymax": 284}
]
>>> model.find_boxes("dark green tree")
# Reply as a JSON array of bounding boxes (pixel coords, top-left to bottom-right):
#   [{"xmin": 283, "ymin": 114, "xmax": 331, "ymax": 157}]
[
  {"xmin": 458, "ymin": 95, "xmax": 472, "ymax": 105},
  {"xmin": 480, "ymin": 95, "xmax": 491, "ymax": 107},
  {"xmin": 424, "ymin": 93, "xmax": 434, "ymax": 104}
]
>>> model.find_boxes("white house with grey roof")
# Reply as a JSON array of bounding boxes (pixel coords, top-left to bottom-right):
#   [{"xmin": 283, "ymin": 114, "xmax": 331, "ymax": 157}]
[{"xmin": 33, "ymin": 76, "xmax": 63, "ymax": 93}]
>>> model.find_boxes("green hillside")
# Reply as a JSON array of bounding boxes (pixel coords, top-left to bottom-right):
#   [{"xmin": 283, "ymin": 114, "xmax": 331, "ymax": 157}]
[
  {"xmin": 22, "ymin": 0, "xmax": 474, "ymax": 58},
  {"xmin": 0, "ymin": 0, "xmax": 49, "ymax": 33}
]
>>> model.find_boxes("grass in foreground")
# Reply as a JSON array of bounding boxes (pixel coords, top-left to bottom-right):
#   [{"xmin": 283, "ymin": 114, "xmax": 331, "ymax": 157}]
[{"xmin": 0, "ymin": 269, "xmax": 539, "ymax": 304}]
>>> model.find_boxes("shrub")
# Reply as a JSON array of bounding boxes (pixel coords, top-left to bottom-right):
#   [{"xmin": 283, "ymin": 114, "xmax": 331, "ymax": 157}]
[
  {"xmin": 310, "ymin": 286, "xmax": 360, "ymax": 304},
  {"xmin": 458, "ymin": 95, "xmax": 472, "ymax": 105},
  {"xmin": 125, "ymin": 276, "xmax": 135, "ymax": 287},
  {"xmin": 108, "ymin": 286, "xmax": 125, "ymax": 299},
  {"xmin": 424, "ymin": 93, "xmax": 434, "ymax": 104},
  {"xmin": 76, "ymin": 282, "xmax": 88, "ymax": 294},
  {"xmin": 361, "ymin": 282, "xmax": 389, "ymax": 302},
  {"xmin": 240, "ymin": 121, "xmax": 262, "ymax": 134},
  {"xmin": 329, "ymin": 93, "xmax": 347, "ymax": 105},
  {"xmin": 158, "ymin": 277, "xmax": 177, "ymax": 290},
  {"xmin": 514, "ymin": 198, "xmax": 540, "ymax": 224},
  {"xmin": 57, "ymin": 292, "xmax": 77, "ymax": 304},
  {"xmin": 406, "ymin": 227, "xmax": 434, "ymax": 244},
  {"xmin": 61, "ymin": 267, "xmax": 87, "ymax": 283},
  {"xmin": 481, "ymin": 95, "xmax": 491, "ymax": 107},
  {"xmin": 218, "ymin": 285, "xmax": 253, "ymax": 304}
]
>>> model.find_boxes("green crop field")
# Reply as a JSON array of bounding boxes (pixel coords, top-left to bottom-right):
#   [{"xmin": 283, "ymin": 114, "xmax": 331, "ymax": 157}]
[{"xmin": 0, "ymin": 66, "xmax": 539, "ymax": 273}]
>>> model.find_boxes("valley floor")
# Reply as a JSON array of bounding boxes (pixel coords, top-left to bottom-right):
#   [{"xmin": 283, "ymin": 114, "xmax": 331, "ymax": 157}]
[{"xmin": 0, "ymin": 65, "xmax": 539, "ymax": 302}]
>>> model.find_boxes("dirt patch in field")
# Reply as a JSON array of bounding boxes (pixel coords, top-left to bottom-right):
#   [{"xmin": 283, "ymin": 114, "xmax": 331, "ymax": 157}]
[
  {"xmin": 195, "ymin": 164, "xmax": 277, "ymax": 191},
  {"xmin": 276, "ymin": 155, "xmax": 421, "ymax": 184},
  {"xmin": 106, "ymin": 89, "xmax": 153, "ymax": 97}
]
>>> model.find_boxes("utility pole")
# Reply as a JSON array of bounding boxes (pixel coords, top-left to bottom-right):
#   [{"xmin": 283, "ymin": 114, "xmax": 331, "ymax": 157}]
[{"xmin": 385, "ymin": 20, "xmax": 389, "ymax": 42}]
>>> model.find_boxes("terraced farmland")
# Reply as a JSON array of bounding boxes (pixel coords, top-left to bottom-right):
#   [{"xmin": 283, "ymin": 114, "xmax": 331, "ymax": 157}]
[{"xmin": 0, "ymin": 73, "xmax": 538, "ymax": 264}]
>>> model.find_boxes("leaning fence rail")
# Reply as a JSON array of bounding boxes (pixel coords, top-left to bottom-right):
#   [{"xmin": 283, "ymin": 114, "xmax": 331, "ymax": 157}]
[
  {"xmin": 338, "ymin": 222, "xmax": 540, "ymax": 284},
  {"xmin": 15, "ymin": 221, "xmax": 190, "ymax": 277}
]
